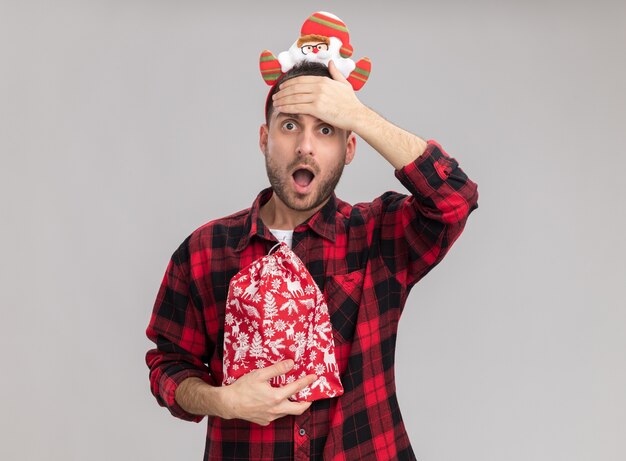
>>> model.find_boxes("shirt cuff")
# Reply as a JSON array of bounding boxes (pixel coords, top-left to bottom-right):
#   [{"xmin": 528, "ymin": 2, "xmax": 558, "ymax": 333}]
[
  {"xmin": 159, "ymin": 367, "xmax": 212, "ymax": 423},
  {"xmin": 394, "ymin": 139, "xmax": 459, "ymax": 198}
]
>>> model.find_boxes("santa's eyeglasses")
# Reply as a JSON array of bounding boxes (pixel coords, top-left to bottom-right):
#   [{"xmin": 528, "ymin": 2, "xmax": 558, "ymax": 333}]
[{"xmin": 300, "ymin": 43, "xmax": 329, "ymax": 55}]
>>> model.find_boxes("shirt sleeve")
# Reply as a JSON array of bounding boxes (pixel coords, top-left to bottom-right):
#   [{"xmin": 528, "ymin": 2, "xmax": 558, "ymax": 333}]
[
  {"xmin": 145, "ymin": 238, "xmax": 212, "ymax": 423},
  {"xmin": 377, "ymin": 140, "xmax": 479, "ymax": 288}
]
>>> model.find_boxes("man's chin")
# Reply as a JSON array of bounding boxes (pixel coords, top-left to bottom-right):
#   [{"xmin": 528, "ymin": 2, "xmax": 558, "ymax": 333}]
[
  {"xmin": 284, "ymin": 194, "xmax": 324, "ymax": 213},
  {"xmin": 278, "ymin": 188, "xmax": 329, "ymax": 213}
]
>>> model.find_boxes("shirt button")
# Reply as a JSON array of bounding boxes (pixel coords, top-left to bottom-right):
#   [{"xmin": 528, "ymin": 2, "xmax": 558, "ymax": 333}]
[{"xmin": 299, "ymin": 428, "xmax": 306, "ymax": 436}]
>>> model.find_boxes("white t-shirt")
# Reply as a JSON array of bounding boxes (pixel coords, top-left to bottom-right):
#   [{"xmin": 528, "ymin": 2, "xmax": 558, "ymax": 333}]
[{"xmin": 269, "ymin": 229, "xmax": 294, "ymax": 248}]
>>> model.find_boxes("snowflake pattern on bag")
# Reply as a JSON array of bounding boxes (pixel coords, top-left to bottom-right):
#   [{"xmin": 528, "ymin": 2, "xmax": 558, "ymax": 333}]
[{"xmin": 222, "ymin": 243, "xmax": 344, "ymax": 401}]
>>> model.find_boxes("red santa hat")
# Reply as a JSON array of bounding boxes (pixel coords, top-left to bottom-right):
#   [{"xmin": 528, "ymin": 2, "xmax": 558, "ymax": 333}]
[{"xmin": 299, "ymin": 11, "xmax": 353, "ymax": 58}]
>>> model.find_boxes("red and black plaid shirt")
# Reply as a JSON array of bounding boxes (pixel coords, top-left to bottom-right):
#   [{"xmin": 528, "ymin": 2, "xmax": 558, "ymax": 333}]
[{"xmin": 146, "ymin": 141, "xmax": 478, "ymax": 460}]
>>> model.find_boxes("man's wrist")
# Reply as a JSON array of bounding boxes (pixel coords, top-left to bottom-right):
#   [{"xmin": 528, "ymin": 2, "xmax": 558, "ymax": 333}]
[
  {"xmin": 176, "ymin": 377, "xmax": 231, "ymax": 419},
  {"xmin": 211, "ymin": 384, "xmax": 234, "ymax": 420},
  {"xmin": 348, "ymin": 104, "xmax": 428, "ymax": 169},
  {"xmin": 349, "ymin": 103, "xmax": 379, "ymax": 135}
]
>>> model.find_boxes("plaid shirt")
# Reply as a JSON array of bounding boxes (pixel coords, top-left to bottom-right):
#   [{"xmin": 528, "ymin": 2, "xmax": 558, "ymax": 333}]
[{"xmin": 146, "ymin": 141, "xmax": 478, "ymax": 460}]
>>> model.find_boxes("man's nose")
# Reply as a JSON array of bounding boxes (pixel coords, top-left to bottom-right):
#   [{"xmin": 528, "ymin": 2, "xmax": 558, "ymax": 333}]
[
  {"xmin": 312, "ymin": 47, "xmax": 318, "ymax": 54},
  {"xmin": 296, "ymin": 129, "xmax": 315, "ymax": 156}
]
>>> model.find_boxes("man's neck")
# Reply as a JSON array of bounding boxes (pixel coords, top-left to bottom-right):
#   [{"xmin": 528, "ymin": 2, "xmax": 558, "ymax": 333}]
[{"xmin": 259, "ymin": 194, "xmax": 328, "ymax": 230}]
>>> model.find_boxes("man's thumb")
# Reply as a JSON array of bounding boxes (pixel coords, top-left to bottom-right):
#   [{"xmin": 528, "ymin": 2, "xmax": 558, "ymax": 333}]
[{"xmin": 328, "ymin": 60, "xmax": 348, "ymax": 83}]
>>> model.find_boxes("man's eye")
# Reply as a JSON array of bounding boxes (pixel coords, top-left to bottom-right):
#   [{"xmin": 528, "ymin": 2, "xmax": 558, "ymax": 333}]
[
  {"xmin": 283, "ymin": 121, "xmax": 296, "ymax": 131},
  {"xmin": 320, "ymin": 126, "xmax": 334, "ymax": 135}
]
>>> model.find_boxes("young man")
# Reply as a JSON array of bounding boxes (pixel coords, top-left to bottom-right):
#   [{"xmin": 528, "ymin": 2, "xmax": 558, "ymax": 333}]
[{"xmin": 146, "ymin": 60, "xmax": 478, "ymax": 460}]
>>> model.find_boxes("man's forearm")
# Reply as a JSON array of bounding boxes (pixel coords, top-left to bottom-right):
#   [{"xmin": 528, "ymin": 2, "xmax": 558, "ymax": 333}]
[
  {"xmin": 352, "ymin": 105, "xmax": 428, "ymax": 170},
  {"xmin": 175, "ymin": 377, "xmax": 226, "ymax": 418}
]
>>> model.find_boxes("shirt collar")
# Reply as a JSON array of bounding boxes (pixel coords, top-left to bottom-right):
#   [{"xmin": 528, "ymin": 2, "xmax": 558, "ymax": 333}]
[{"xmin": 235, "ymin": 188, "xmax": 337, "ymax": 252}]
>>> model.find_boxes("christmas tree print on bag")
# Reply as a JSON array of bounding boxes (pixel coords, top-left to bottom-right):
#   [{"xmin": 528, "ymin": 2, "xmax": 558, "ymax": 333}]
[{"xmin": 222, "ymin": 243, "xmax": 344, "ymax": 401}]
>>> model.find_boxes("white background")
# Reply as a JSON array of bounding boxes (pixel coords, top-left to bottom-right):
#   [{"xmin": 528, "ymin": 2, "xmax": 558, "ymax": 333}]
[{"xmin": 1, "ymin": 1, "xmax": 625, "ymax": 460}]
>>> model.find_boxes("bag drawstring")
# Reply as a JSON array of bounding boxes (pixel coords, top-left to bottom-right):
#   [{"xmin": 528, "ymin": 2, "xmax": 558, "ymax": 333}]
[{"xmin": 268, "ymin": 241, "xmax": 283, "ymax": 255}]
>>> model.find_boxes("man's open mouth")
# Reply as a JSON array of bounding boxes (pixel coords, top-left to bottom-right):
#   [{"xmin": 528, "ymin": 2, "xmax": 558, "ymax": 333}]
[{"xmin": 292, "ymin": 168, "xmax": 315, "ymax": 188}]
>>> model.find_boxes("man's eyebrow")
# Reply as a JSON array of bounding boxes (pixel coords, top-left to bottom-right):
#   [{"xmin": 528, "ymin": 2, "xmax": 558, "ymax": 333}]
[{"xmin": 274, "ymin": 113, "xmax": 301, "ymax": 121}]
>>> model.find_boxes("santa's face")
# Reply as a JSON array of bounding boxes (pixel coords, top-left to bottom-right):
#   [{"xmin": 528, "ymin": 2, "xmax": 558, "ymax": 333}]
[
  {"xmin": 290, "ymin": 37, "xmax": 341, "ymax": 64},
  {"xmin": 259, "ymin": 112, "xmax": 355, "ymax": 213}
]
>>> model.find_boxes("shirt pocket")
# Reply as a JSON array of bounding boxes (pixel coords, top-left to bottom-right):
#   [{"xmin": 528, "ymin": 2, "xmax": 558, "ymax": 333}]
[{"xmin": 324, "ymin": 270, "xmax": 365, "ymax": 344}]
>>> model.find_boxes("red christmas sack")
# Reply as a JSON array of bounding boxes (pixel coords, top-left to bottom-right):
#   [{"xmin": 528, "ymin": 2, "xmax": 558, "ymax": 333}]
[{"xmin": 222, "ymin": 243, "xmax": 344, "ymax": 401}]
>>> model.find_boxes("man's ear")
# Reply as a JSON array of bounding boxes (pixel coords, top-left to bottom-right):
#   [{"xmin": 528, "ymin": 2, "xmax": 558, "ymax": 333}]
[
  {"xmin": 259, "ymin": 124, "xmax": 269, "ymax": 155},
  {"xmin": 345, "ymin": 133, "xmax": 356, "ymax": 165}
]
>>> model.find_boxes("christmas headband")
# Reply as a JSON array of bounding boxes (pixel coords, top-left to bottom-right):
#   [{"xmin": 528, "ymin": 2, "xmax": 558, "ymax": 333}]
[{"xmin": 259, "ymin": 11, "xmax": 372, "ymax": 92}]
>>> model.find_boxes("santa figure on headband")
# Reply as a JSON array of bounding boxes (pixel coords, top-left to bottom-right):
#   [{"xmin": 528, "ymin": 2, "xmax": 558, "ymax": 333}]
[{"xmin": 260, "ymin": 11, "xmax": 372, "ymax": 91}]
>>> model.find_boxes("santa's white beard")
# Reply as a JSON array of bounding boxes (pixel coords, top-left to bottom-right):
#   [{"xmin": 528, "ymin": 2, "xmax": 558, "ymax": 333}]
[{"xmin": 302, "ymin": 50, "xmax": 333, "ymax": 66}]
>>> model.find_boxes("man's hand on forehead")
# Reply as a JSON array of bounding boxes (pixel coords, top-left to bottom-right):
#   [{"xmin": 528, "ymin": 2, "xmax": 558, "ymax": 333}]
[{"xmin": 272, "ymin": 60, "xmax": 366, "ymax": 132}]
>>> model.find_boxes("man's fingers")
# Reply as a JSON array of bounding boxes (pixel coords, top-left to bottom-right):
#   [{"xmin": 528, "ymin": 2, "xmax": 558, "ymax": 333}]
[
  {"xmin": 273, "ymin": 94, "xmax": 316, "ymax": 108},
  {"xmin": 255, "ymin": 359, "xmax": 294, "ymax": 381},
  {"xmin": 273, "ymin": 83, "xmax": 318, "ymax": 102},
  {"xmin": 278, "ymin": 373, "xmax": 318, "ymax": 399},
  {"xmin": 278, "ymin": 75, "xmax": 326, "ymax": 89}
]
